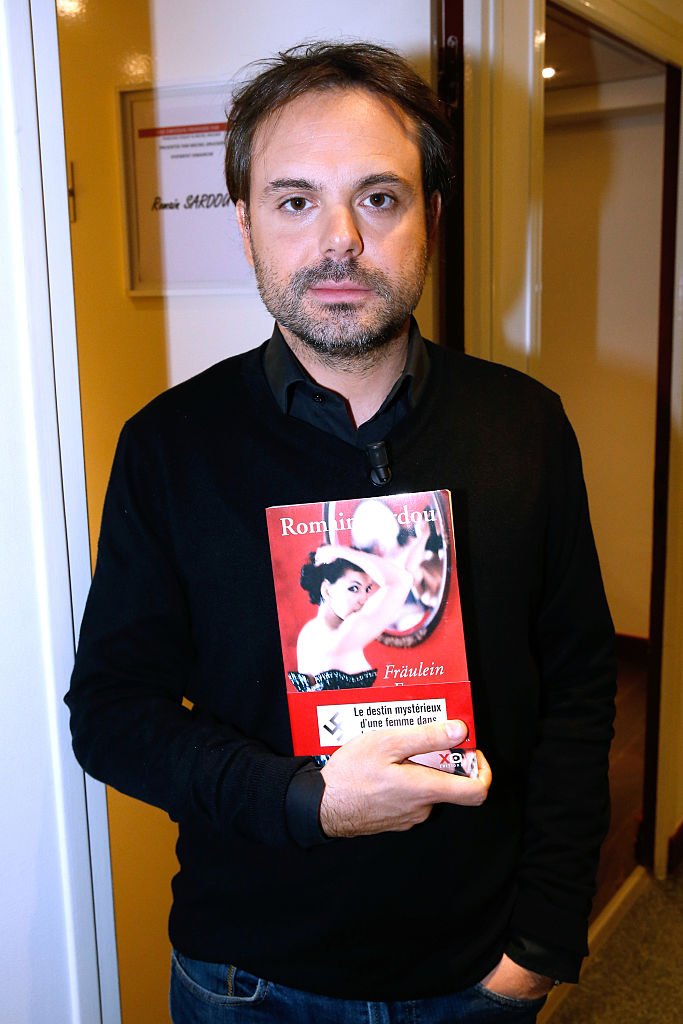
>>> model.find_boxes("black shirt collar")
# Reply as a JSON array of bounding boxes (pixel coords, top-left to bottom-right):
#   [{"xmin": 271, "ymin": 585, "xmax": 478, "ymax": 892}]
[{"xmin": 263, "ymin": 320, "xmax": 429, "ymax": 447}]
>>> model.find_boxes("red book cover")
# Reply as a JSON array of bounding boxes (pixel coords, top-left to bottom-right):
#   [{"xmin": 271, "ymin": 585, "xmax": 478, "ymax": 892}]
[{"xmin": 266, "ymin": 489, "xmax": 477, "ymax": 776}]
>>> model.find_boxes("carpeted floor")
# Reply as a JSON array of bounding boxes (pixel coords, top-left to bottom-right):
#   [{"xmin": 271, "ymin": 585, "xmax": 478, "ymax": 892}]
[{"xmin": 548, "ymin": 861, "xmax": 683, "ymax": 1023}]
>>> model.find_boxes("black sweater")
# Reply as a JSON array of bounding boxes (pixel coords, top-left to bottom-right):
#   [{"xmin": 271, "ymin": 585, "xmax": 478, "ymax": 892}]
[{"xmin": 67, "ymin": 339, "xmax": 615, "ymax": 999}]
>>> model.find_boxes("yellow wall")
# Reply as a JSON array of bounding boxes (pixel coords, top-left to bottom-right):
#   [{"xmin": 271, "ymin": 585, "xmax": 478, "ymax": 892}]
[
  {"xmin": 58, "ymin": 6, "xmax": 175, "ymax": 1022},
  {"xmin": 58, "ymin": 2, "xmax": 168, "ymax": 545},
  {"xmin": 536, "ymin": 106, "xmax": 663, "ymax": 637},
  {"xmin": 655, "ymin": 100, "xmax": 683, "ymax": 875}
]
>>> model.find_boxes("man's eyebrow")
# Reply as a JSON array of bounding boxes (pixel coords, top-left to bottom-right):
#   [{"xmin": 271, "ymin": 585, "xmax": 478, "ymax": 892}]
[
  {"xmin": 260, "ymin": 172, "xmax": 416, "ymax": 198},
  {"xmin": 261, "ymin": 177, "xmax": 320, "ymax": 196},
  {"xmin": 354, "ymin": 172, "xmax": 415, "ymax": 192}
]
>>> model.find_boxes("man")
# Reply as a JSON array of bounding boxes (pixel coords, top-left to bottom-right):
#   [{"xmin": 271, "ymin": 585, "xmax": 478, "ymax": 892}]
[{"xmin": 67, "ymin": 42, "xmax": 615, "ymax": 1023}]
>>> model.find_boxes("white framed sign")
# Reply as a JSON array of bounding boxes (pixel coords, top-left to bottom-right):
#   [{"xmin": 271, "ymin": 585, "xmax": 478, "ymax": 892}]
[{"xmin": 119, "ymin": 82, "xmax": 255, "ymax": 295}]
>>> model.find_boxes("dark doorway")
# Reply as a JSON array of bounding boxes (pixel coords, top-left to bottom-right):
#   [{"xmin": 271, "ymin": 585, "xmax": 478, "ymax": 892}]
[
  {"xmin": 542, "ymin": 2, "xmax": 677, "ymax": 910},
  {"xmin": 436, "ymin": 0, "xmax": 465, "ymax": 351}
]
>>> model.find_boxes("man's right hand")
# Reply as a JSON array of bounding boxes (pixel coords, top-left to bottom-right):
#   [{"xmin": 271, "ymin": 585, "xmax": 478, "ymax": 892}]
[{"xmin": 319, "ymin": 720, "xmax": 492, "ymax": 838}]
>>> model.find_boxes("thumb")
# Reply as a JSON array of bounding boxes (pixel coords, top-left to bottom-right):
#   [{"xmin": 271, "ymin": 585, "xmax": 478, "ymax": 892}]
[{"xmin": 384, "ymin": 719, "xmax": 469, "ymax": 760}]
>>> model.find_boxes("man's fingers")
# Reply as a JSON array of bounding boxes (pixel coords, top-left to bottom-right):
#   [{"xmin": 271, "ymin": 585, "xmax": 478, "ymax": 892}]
[
  {"xmin": 381, "ymin": 719, "xmax": 469, "ymax": 760},
  {"xmin": 475, "ymin": 749, "xmax": 492, "ymax": 787},
  {"xmin": 375, "ymin": 720, "xmax": 491, "ymax": 806},
  {"xmin": 321, "ymin": 726, "xmax": 490, "ymax": 839},
  {"xmin": 418, "ymin": 749, "xmax": 491, "ymax": 806}
]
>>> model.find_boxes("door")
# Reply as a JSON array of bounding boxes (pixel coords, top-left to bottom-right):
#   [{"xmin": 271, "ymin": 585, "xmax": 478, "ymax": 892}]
[
  {"xmin": 55, "ymin": 4, "xmax": 437, "ymax": 1022},
  {"xmin": 0, "ymin": 0, "xmax": 119, "ymax": 1020},
  {"xmin": 535, "ymin": 2, "xmax": 670, "ymax": 913}
]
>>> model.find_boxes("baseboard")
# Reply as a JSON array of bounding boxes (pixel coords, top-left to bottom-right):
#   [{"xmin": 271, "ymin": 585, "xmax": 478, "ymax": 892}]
[
  {"xmin": 615, "ymin": 634, "xmax": 649, "ymax": 664},
  {"xmin": 668, "ymin": 820, "xmax": 683, "ymax": 872},
  {"xmin": 538, "ymin": 866, "xmax": 650, "ymax": 1022}
]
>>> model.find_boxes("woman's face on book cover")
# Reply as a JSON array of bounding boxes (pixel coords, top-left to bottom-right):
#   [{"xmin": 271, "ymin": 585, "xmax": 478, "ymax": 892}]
[{"xmin": 321, "ymin": 569, "xmax": 375, "ymax": 622}]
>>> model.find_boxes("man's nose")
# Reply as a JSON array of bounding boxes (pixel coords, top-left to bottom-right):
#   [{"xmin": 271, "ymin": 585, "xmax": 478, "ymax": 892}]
[{"xmin": 319, "ymin": 204, "xmax": 363, "ymax": 259}]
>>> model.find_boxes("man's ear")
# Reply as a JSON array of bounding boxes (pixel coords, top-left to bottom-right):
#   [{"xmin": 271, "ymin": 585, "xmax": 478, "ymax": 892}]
[
  {"xmin": 235, "ymin": 199, "xmax": 254, "ymax": 267},
  {"xmin": 427, "ymin": 191, "xmax": 442, "ymax": 251}
]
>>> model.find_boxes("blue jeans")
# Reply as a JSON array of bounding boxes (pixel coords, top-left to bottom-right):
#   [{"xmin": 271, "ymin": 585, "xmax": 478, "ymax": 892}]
[{"xmin": 170, "ymin": 951, "xmax": 547, "ymax": 1023}]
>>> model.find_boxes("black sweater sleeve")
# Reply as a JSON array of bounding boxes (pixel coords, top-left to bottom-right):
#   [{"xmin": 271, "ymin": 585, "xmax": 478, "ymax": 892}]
[
  {"xmin": 66, "ymin": 421, "xmax": 307, "ymax": 848},
  {"xmin": 507, "ymin": 410, "xmax": 617, "ymax": 978}
]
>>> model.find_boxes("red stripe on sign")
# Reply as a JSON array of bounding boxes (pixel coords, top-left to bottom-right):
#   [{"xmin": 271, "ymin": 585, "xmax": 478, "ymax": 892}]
[{"xmin": 138, "ymin": 122, "xmax": 227, "ymax": 138}]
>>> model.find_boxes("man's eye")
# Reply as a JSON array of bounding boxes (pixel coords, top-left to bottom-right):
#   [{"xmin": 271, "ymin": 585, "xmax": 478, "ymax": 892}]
[
  {"xmin": 361, "ymin": 193, "xmax": 394, "ymax": 209},
  {"xmin": 281, "ymin": 196, "xmax": 311, "ymax": 212}
]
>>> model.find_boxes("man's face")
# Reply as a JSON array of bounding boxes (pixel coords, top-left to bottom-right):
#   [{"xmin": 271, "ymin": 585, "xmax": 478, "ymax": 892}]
[{"xmin": 236, "ymin": 88, "xmax": 439, "ymax": 360}]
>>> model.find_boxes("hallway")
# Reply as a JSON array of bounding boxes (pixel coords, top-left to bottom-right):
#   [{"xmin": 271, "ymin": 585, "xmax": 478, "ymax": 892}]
[{"xmin": 549, "ymin": 859, "xmax": 683, "ymax": 1023}]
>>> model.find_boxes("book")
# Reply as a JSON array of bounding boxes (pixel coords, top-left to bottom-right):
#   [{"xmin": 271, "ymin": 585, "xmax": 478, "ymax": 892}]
[{"xmin": 266, "ymin": 489, "xmax": 477, "ymax": 776}]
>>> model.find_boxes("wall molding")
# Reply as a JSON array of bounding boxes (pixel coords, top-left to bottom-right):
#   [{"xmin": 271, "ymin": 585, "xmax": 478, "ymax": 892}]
[
  {"xmin": 555, "ymin": 0, "xmax": 683, "ymax": 67},
  {"xmin": 545, "ymin": 75, "xmax": 666, "ymax": 124},
  {"xmin": 463, "ymin": 0, "xmax": 545, "ymax": 371}
]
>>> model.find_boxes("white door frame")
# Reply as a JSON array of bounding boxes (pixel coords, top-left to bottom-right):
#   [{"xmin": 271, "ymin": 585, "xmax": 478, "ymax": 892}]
[{"xmin": 0, "ymin": 0, "xmax": 120, "ymax": 1019}]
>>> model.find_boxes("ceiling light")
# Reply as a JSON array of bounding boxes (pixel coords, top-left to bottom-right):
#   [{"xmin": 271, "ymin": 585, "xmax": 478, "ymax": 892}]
[
  {"xmin": 57, "ymin": 0, "xmax": 86, "ymax": 16},
  {"xmin": 542, "ymin": 67, "xmax": 557, "ymax": 80}
]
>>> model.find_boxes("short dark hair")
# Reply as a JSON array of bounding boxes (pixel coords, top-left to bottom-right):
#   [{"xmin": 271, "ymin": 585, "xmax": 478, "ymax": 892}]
[
  {"xmin": 300, "ymin": 553, "xmax": 364, "ymax": 606},
  {"xmin": 224, "ymin": 41, "xmax": 454, "ymax": 209}
]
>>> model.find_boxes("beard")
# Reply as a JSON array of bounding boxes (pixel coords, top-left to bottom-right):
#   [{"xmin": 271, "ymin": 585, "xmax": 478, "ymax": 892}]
[{"xmin": 250, "ymin": 249, "xmax": 428, "ymax": 361}]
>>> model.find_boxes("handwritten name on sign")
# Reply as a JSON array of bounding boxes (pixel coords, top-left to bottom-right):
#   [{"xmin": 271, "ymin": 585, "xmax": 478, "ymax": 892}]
[{"xmin": 151, "ymin": 193, "xmax": 232, "ymax": 211}]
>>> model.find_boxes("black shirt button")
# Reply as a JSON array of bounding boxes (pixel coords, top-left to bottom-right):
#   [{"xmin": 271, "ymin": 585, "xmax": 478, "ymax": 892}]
[{"xmin": 312, "ymin": 393, "xmax": 324, "ymax": 403}]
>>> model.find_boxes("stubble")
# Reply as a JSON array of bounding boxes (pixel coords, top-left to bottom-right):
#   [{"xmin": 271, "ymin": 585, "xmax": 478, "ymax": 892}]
[{"xmin": 250, "ymin": 251, "xmax": 428, "ymax": 364}]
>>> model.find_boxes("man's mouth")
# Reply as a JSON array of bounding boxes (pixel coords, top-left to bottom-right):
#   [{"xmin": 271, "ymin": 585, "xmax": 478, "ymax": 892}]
[{"xmin": 308, "ymin": 281, "xmax": 374, "ymax": 303}]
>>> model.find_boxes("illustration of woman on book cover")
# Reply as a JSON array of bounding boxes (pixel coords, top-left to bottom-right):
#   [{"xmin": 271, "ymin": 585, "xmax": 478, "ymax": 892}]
[
  {"xmin": 289, "ymin": 503, "xmax": 441, "ymax": 692},
  {"xmin": 289, "ymin": 545, "xmax": 413, "ymax": 693}
]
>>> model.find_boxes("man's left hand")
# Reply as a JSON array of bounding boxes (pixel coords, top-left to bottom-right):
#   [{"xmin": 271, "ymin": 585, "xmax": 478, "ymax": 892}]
[{"xmin": 481, "ymin": 954, "xmax": 555, "ymax": 999}]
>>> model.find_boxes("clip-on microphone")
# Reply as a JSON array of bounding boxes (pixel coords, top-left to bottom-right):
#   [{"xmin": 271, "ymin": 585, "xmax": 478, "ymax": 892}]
[{"xmin": 366, "ymin": 441, "xmax": 392, "ymax": 487}]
